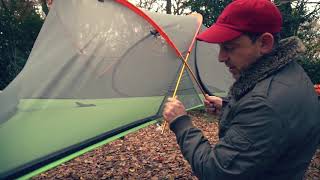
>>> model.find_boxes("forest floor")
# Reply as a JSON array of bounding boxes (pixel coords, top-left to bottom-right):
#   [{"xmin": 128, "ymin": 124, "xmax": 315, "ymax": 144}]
[{"xmin": 33, "ymin": 111, "xmax": 320, "ymax": 180}]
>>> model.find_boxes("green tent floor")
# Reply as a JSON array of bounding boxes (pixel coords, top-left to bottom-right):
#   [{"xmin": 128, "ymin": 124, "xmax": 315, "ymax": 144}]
[{"xmin": 0, "ymin": 97, "xmax": 163, "ymax": 178}]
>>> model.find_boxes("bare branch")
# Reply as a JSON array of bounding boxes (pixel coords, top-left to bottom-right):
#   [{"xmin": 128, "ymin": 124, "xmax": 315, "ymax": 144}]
[
  {"xmin": 40, "ymin": 0, "xmax": 49, "ymax": 16},
  {"xmin": 0, "ymin": 0, "xmax": 9, "ymax": 12}
]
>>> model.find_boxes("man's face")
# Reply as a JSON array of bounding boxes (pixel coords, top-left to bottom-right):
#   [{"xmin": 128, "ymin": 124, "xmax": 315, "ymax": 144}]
[{"xmin": 218, "ymin": 35, "xmax": 262, "ymax": 80}]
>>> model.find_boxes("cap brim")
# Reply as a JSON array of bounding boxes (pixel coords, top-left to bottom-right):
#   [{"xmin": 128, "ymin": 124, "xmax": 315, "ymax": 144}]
[{"xmin": 197, "ymin": 24, "xmax": 242, "ymax": 43}]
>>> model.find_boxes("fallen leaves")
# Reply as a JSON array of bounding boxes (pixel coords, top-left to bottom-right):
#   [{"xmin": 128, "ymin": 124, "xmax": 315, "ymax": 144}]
[
  {"xmin": 305, "ymin": 148, "xmax": 320, "ymax": 180},
  {"xmin": 32, "ymin": 111, "xmax": 319, "ymax": 180}
]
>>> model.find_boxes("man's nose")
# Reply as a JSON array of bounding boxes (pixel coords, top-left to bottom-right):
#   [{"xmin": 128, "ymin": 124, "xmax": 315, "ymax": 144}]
[{"xmin": 218, "ymin": 48, "xmax": 228, "ymax": 62}]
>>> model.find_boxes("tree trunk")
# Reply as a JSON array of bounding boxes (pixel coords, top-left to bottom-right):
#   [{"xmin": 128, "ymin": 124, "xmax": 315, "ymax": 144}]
[
  {"xmin": 40, "ymin": 0, "xmax": 49, "ymax": 16},
  {"xmin": 166, "ymin": 0, "xmax": 171, "ymax": 14}
]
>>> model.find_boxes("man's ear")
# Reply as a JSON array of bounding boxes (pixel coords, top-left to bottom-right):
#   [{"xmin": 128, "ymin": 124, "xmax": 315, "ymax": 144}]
[{"xmin": 258, "ymin": 33, "xmax": 274, "ymax": 55}]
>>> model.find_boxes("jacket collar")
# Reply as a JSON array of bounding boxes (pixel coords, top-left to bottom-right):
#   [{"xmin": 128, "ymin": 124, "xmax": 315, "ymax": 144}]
[{"xmin": 230, "ymin": 36, "xmax": 306, "ymax": 101}]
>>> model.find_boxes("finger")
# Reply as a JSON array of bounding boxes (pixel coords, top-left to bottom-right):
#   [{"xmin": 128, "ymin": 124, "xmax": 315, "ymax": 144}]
[
  {"xmin": 203, "ymin": 99, "xmax": 209, "ymax": 104},
  {"xmin": 174, "ymin": 99, "xmax": 183, "ymax": 106},
  {"xmin": 168, "ymin": 97, "xmax": 179, "ymax": 102},
  {"xmin": 205, "ymin": 96, "xmax": 223, "ymax": 108},
  {"xmin": 167, "ymin": 97, "xmax": 174, "ymax": 102},
  {"xmin": 163, "ymin": 113, "xmax": 169, "ymax": 121},
  {"xmin": 204, "ymin": 100, "xmax": 213, "ymax": 107},
  {"xmin": 163, "ymin": 109, "xmax": 171, "ymax": 119},
  {"xmin": 163, "ymin": 102, "xmax": 172, "ymax": 110},
  {"xmin": 205, "ymin": 95, "xmax": 219, "ymax": 102},
  {"xmin": 163, "ymin": 111, "xmax": 175, "ymax": 121},
  {"xmin": 204, "ymin": 98, "xmax": 213, "ymax": 106},
  {"xmin": 206, "ymin": 107, "xmax": 216, "ymax": 113},
  {"xmin": 169, "ymin": 98, "xmax": 183, "ymax": 106},
  {"xmin": 203, "ymin": 99, "xmax": 211, "ymax": 106}
]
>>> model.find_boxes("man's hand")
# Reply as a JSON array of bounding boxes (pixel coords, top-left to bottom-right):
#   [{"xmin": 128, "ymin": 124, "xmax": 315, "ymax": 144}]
[
  {"xmin": 163, "ymin": 97, "xmax": 187, "ymax": 124},
  {"xmin": 47, "ymin": 0, "xmax": 53, "ymax": 7},
  {"xmin": 204, "ymin": 94, "xmax": 223, "ymax": 116}
]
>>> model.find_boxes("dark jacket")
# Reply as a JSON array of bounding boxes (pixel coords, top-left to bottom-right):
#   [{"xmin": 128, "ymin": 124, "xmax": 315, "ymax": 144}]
[{"xmin": 170, "ymin": 37, "xmax": 320, "ymax": 180}]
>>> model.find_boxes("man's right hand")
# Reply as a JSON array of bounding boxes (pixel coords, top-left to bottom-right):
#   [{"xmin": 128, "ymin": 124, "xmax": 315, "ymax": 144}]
[
  {"xmin": 47, "ymin": 0, "xmax": 53, "ymax": 7},
  {"xmin": 204, "ymin": 94, "xmax": 223, "ymax": 116}
]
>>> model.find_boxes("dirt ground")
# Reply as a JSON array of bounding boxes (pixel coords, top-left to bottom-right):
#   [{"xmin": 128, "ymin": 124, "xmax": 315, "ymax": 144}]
[{"xmin": 33, "ymin": 111, "xmax": 320, "ymax": 180}]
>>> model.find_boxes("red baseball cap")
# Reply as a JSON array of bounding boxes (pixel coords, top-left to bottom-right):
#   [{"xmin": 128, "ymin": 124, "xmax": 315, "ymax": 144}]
[{"xmin": 197, "ymin": 0, "xmax": 282, "ymax": 43}]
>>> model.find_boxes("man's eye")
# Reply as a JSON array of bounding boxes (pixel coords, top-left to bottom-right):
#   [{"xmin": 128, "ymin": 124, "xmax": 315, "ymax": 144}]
[{"xmin": 224, "ymin": 46, "xmax": 234, "ymax": 52}]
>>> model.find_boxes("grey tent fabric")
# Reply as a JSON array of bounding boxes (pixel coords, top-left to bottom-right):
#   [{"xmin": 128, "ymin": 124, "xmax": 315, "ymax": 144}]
[
  {"xmin": 0, "ymin": 0, "xmax": 232, "ymax": 179},
  {"xmin": 195, "ymin": 40, "xmax": 234, "ymax": 94}
]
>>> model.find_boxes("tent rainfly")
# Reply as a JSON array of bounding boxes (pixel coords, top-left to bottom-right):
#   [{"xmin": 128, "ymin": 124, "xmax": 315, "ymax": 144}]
[{"xmin": 0, "ymin": 0, "xmax": 233, "ymax": 179}]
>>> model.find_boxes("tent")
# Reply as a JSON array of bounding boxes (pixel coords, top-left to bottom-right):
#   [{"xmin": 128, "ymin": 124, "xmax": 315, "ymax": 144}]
[{"xmin": 0, "ymin": 0, "xmax": 233, "ymax": 179}]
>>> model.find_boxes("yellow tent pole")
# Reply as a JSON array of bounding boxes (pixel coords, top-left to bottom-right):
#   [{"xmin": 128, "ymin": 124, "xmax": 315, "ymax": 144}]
[
  {"xmin": 161, "ymin": 52, "xmax": 192, "ymax": 134},
  {"xmin": 161, "ymin": 13, "xmax": 205, "ymax": 134}
]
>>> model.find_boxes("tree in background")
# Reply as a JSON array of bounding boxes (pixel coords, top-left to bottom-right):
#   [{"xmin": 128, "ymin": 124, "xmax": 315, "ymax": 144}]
[
  {"xmin": 0, "ymin": 0, "xmax": 44, "ymax": 90},
  {"xmin": 275, "ymin": 0, "xmax": 320, "ymax": 83},
  {"xmin": 276, "ymin": 0, "xmax": 320, "ymax": 58},
  {"xmin": 132, "ymin": 0, "xmax": 190, "ymax": 15},
  {"xmin": 183, "ymin": 0, "xmax": 232, "ymax": 27},
  {"xmin": 39, "ymin": 0, "xmax": 52, "ymax": 16},
  {"xmin": 0, "ymin": 0, "xmax": 319, "ymax": 90},
  {"xmin": 135, "ymin": 0, "xmax": 320, "ymax": 83},
  {"xmin": 133, "ymin": 0, "xmax": 165, "ymax": 13}
]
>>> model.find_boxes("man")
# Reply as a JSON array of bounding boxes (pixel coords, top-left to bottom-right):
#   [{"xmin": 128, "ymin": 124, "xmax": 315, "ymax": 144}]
[{"xmin": 162, "ymin": 0, "xmax": 320, "ymax": 179}]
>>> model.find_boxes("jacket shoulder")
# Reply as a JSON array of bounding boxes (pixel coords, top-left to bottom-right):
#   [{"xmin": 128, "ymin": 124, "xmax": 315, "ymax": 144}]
[
  {"xmin": 244, "ymin": 61, "xmax": 319, "ymax": 126},
  {"xmin": 249, "ymin": 61, "xmax": 314, "ymax": 103}
]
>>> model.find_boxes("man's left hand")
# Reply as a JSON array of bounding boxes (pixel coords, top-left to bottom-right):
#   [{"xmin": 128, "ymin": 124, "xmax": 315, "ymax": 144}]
[
  {"xmin": 162, "ymin": 97, "xmax": 187, "ymax": 124},
  {"xmin": 47, "ymin": 0, "xmax": 53, "ymax": 7}
]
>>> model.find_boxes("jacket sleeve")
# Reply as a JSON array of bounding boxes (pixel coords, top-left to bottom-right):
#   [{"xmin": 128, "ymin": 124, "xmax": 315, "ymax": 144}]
[{"xmin": 170, "ymin": 97, "xmax": 284, "ymax": 180}]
